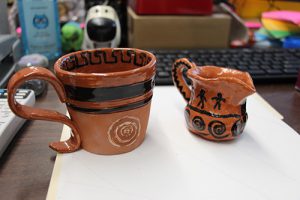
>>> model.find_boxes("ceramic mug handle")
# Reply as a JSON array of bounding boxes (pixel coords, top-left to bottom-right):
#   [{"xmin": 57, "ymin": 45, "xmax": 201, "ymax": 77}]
[
  {"xmin": 7, "ymin": 67, "xmax": 81, "ymax": 153},
  {"xmin": 172, "ymin": 58, "xmax": 197, "ymax": 102}
]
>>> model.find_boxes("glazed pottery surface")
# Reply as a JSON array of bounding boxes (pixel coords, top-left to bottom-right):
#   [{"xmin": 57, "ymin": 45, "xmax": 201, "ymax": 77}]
[
  {"xmin": 7, "ymin": 48, "xmax": 156, "ymax": 154},
  {"xmin": 172, "ymin": 58, "xmax": 256, "ymax": 141}
]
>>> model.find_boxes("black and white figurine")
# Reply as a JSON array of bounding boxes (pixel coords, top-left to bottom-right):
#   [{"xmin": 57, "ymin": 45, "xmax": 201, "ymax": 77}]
[{"xmin": 82, "ymin": 5, "xmax": 121, "ymax": 49}]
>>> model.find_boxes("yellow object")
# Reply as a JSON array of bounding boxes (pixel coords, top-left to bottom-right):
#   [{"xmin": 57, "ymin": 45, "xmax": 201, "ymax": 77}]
[
  {"xmin": 261, "ymin": 18, "xmax": 300, "ymax": 38},
  {"xmin": 230, "ymin": 0, "xmax": 300, "ymax": 18},
  {"xmin": 262, "ymin": 18, "xmax": 300, "ymax": 32}
]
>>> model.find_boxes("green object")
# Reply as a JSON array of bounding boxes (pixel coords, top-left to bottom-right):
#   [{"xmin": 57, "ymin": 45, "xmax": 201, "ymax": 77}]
[
  {"xmin": 268, "ymin": 30, "xmax": 297, "ymax": 39},
  {"xmin": 61, "ymin": 22, "xmax": 83, "ymax": 52}
]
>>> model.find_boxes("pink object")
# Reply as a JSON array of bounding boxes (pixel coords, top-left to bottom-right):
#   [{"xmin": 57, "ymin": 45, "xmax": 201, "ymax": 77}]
[
  {"xmin": 16, "ymin": 27, "xmax": 22, "ymax": 37},
  {"xmin": 262, "ymin": 11, "xmax": 300, "ymax": 25},
  {"xmin": 245, "ymin": 21, "xmax": 262, "ymax": 29},
  {"xmin": 80, "ymin": 23, "xmax": 85, "ymax": 29}
]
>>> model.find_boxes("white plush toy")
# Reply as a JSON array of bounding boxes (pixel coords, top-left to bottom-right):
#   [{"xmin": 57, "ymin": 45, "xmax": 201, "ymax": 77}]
[{"xmin": 82, "ymin": 5, "xmax": 121, "ymax": 49}]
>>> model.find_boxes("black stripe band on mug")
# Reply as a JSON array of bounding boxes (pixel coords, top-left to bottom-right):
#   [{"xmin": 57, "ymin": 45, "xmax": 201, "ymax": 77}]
[
  {"xmin": 64, "ymin": 78, "xmax": 154, "ymax": 102},
  {"xmin": 67, "ymin": 95, "xmax": 152, "ymax": 114}
]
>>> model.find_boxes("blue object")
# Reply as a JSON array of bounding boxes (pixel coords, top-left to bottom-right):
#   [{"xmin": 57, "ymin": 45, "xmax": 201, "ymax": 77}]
[
  {"xmin": 17, "ymin": 0, "xmax": 61, "ymax": 59},
  {"xmin": 283, "ymin": 36, "xmax": 300, "ymax": 48}
]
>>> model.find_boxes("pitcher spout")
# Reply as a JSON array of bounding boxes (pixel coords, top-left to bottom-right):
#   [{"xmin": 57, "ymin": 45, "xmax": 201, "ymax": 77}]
[{"xmin": 187, "ymin": 66, "xmax": 256, "ymax": 106}]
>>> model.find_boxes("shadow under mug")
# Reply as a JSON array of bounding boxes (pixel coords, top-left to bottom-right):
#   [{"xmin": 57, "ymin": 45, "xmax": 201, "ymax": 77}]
[{"xmin": 7, "ymin": 48, "xmax": 156, "ymax": 155}]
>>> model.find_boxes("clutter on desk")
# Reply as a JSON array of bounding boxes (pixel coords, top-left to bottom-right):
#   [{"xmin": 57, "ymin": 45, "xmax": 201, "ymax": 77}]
[
  {"xmin": 172, "ymin": 58, "xmax": 256, "ymax": 141},
  {"xmin": 82, "ymin": 5, "xmax": 121, "ymax": 49},
  {"xmin": 245, "ymin": 11, "xmax": 300, "ymax": 48},
  {"xmin": 229, "ymin": 0, "xmax": 300, "ymax": 19},
  {"xmin": 128, "ymin": 0, "xmax": 213, "ymax": 15},
  {"xmin": 17, "ymin": 0, "xmax": 62, "ymax": 59},
  {"xmin": 61, "ymin": 21, "xmax": 83, "ymax": 53},
  {"xmin": 57, "ymin": 0, "xmax": 85, "ymax": 23},
  {"xmin": 127, "ymin": 7, "xmax": 231, "ymax": 49},
  {"xmin": 261, "ymin": 11, "xmax": 300, "ymax": 39},
  {"xmin": 217, "ymin": 3, "xmax": 249, "ymax": 48},
  {"xmin": 16, "ymin": 54, "xmax": 49, "ymax": 96}
]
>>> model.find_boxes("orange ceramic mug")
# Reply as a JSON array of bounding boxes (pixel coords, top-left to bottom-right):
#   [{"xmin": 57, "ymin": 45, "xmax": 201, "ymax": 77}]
[{"xmin": 7, "ymin": 48, "xmax": 156, "ymax": 155}]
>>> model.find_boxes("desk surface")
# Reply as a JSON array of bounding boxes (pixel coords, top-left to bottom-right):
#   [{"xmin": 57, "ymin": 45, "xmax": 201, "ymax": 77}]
[{"xmin": 0, "ymin": 83, "xmax": 299, "ymax": 200}]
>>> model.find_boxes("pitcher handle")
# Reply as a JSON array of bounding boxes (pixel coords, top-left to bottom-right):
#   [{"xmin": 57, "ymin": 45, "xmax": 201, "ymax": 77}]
[
  {"xmin": 172, "ymin": 58, "xmax": 197, "ymax": 102},
  {"xmin": 7, "ymin": 67, "xmax": 81, "ymax": 153}
]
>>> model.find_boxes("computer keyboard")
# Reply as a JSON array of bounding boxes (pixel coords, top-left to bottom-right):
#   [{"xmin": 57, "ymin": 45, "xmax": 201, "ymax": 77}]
[
  {"xmin": 0, "ymin": 89, "xmax": 35, "ymax": 157},
  {"xmin": 152, "ymin": 48, "xmax": 300, "ymax": 85}
]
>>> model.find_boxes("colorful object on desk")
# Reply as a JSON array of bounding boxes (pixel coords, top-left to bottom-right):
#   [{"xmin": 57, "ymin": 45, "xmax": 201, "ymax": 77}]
[
  {"xmin": 261, "ymin": 18, "xmax": 300, "ymax": 39},
  {"xmin": 262, "ymin": 11, "xmax": 300, "ymax": 26},
  {"xmin": 261, "ymin": 11, "xmax": 300, "ymax": 39},
  {"xmin": 61, "ymin": 22, "xmax": 83, "ymax": 52},
  {"xmin": 283, "ymin": 36, "xmax": 300, "ymax": 48},
  {"xmin": 230, "ymin": 0, "xmax": 300, "ymax": 18},
  {"xmin": 172, "ymin": 58, "xmax": 256, "ymax": 141},
  {"xmin": 7, "ymin": 48, "xmax": 156, "ymax": 155},
  {"xmin": 253, "ymin": 28, "xmax": 283, "ymax": 48},
  {"xmin": 245, "ymin": 21, "xmax": 262, "ymax": 29},
  {"xmin": 254, "ymin": 28, "xmax": 275, "ymax": 41}
]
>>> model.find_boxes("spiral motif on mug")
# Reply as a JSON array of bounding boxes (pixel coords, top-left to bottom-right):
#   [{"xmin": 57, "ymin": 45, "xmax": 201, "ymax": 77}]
[
  {"xmin": 192, "ymin": 116, "xmax": 205, "ymax": 131},
  {"xmin": 108, "ymin": 116, "xmax": 141, "ymax": 147},
  {"xmin": 208, "ymin": 120, "xmax": 228, "ymax": 139}
]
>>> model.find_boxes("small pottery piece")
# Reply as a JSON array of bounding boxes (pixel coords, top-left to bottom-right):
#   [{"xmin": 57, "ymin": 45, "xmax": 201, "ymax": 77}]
[
  {"xmin": 172, "ymin": 58, "xmax": 256, "ymax": 141},
  {"xmin": 7, "ymin": 48, "xmax": 156, "ymax": 154}
]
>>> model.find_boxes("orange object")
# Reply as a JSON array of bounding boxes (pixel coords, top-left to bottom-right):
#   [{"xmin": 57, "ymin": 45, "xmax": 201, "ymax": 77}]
[
  {"xmin": 7, "ymin": 48, "xmax": 156, "ymax": 155},
  {"xmin": 229, "ymin": 0, "xmax": 300, "ymax": 18},
  {"xmin": 172, "ymin": 58, "xmax": 256, "ymax": 141}
]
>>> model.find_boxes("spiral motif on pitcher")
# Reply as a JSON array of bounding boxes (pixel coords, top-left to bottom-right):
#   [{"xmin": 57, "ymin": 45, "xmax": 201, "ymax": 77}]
[
  {"xmin": 192, "ymin": 116, "xmax": 205, "ymax": 131},
  {"xmin": 231, "ymin": 120, "xmax": 242, "ymax": 137},
  {"xmin": 208, "ymin": 120, "xmax": 228, "ymax": 139},
  {"xmin": 231, "ymin": 114, "xmax": 247, "ymax": 137},
  {"xmin": 184, "ymin": 109, "xmax": 190, "ymax": 123},
  {"xmin": 108, "ymin": 116, "xmax": 140, "ymax": 147}
]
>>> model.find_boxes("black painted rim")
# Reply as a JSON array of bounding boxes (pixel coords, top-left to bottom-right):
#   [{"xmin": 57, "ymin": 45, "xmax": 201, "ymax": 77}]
[{"xmin": 55, "ymin": 48, "xmax": 156, "ymax": 78}]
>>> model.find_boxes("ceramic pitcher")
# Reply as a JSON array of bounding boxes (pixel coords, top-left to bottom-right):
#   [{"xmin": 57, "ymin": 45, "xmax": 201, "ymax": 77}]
[{"xmin": 172, "ymin": 58, "xmax": 256, "ymax": 141}]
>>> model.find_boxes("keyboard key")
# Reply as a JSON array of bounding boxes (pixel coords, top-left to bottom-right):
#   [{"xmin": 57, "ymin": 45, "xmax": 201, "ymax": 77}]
[
  {"xmin": 157, "ymin": 71, "xmax": 170, "ymax": 77},
  {"xmin": 283, "ymin": 69, "xmax": 299, "ymax": 74},
  {"xmin": 260, "ymin": 65, "xmax": 271, "ymax": 70},
  {"xmin": 266, "ymin": 69, "xmax": 282, "ymax": 74},
  {"xmin": 247, "ymin": 69, "xmax": 265, "ymax": 75},
  {"xmin": 272, "ymin": 65, "xmax": 283, "ymax": 69},
  {"xmin": 284, "ymin": 64, "xmax": 300, "ymax": 69},
  {"xmin": 237, "ymin": 66, "xmax": 248, "ymax": 70},
  {"xmin": 249, "ymin": 66, "xmax": 260, "ymax": 70}
]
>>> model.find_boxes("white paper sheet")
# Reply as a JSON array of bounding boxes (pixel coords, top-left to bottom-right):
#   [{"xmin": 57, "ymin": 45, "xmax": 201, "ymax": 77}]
[{"xmin": 47, "ymin": 86, "xmax": 299, "ymax": 200}]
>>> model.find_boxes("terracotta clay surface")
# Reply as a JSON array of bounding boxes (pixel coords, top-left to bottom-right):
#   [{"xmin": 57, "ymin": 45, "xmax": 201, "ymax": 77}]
[
  {"xmin": 7, "ymin": 48, "xmax": 156, "ymax": 154},
  {"xmin": 172, "ymin": 58, "xmax": 256, "ymax": 141}
]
